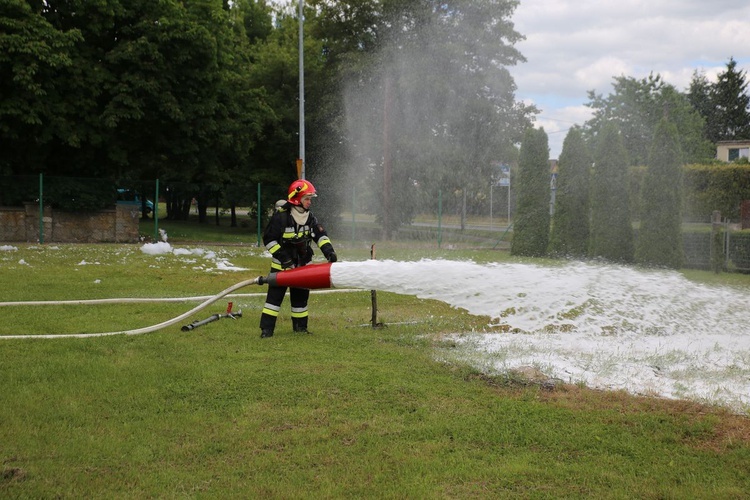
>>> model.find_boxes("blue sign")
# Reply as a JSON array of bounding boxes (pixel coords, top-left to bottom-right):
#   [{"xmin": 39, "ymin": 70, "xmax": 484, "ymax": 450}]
[{"xmin": 497, "ymin": 163, "xmax": 510, "ymax": 187}]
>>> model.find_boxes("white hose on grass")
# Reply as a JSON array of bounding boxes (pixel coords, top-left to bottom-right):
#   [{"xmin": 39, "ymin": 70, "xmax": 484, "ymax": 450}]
[
  {"xmin": 0, "ymin": 288, "xmax": 354, "ymax": 307},
  {"xmin": 0, "ymin": 286, "xmax": 359, "ymax": 340},
  {"xmin": 0, "ymin": 277, "xmax": 260, "ymax": 340}
]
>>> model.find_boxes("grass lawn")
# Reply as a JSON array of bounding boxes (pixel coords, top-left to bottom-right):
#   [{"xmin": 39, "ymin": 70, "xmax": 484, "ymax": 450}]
[{"xmin": 2, "ymin": 230, "xmax": 750, "ymax": 497}]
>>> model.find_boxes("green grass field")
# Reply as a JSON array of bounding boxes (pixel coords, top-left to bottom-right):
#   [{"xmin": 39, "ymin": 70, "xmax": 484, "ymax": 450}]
[{"xmin": 2, "ymin": 226, "xmax": 750, "ymax": 497}]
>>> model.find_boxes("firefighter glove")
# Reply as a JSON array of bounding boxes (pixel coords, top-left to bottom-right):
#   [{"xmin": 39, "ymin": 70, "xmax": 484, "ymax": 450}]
[{"xmin": 280, "ymin": 257, "xmax": 294, "ymax": 269}]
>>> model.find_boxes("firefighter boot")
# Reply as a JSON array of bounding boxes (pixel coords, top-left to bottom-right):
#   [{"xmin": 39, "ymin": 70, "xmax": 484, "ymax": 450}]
[{"xmin": 292, "ymin": 318, "xmax": 310, "ymax": 335}]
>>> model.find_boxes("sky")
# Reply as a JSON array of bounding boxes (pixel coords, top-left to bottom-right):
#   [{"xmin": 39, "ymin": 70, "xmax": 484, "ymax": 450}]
[{"xmin": 510, "ymin": 0, "xmax": 750, "ymax": 158}]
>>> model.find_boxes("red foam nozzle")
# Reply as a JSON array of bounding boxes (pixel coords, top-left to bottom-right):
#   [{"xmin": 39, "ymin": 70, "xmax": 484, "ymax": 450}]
[{"xmin": 261, "ymin": 262, "xmax": 332, "ymax": 289}]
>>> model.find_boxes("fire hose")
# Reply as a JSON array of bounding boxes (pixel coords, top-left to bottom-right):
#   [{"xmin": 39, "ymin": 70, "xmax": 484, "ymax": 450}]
[{"xmin": 0, "ymin": 263, "xmax": 336, "ymax": 340}]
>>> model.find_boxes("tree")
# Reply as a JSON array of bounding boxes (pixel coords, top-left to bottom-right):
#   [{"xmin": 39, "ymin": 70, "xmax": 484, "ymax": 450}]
[
  {"xmin": 686, "ymin": 70, "xmax": 719, "ymax": 142},
  {"xmin": 549, "ymin": 127, "xmax": 591, "ymax": 258},
  {"xmin": 689, "ymin": 59, "xmax": 750, "ymax": 143},
  {"xmin": 245, "ymin": 7, "xmax": 308, "ymax": 189},
  {"xmin": 710, "ymin": 57, "xmax": 750, "ymax": 141},
  {"xmin": 635, "ymin": 117, "xmax": 684, "ymax": 268},
  {"xmin": 511, "ymin": 127, "xmax": 550, "ymax": 257},
  {"xmin": 1, "ymin": 0, "xmax": 535, "ymax": 225},
  {"xmin": 584, "ymin": 74, "xmax": 713, "ymax": 166},
  {"xmin": 0, "ymin": 0, "xmax": 81, "ymax": 176},
  {"xmin": 237, "ymin": 0, "xmax": 273, "ymax": 45},
  {"xmin": 589, "ymin": 123, "xmax": 634, "ymax": 263},
  {"xmin": 309, "ymin": 0, "xmax": 536, "ymax": 235},
  {"xmin": 0, "ymin": 0, "xmax": 276, "ymax": 218},
  {"xmin": 177, "ymin": 0, "xmax": 275, "ymax": 223}
]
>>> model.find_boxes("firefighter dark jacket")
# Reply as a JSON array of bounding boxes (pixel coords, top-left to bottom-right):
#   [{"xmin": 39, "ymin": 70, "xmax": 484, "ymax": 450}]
[{"xmin": 263, "ymin": 204, "xmax": 335, "ymax": 271}]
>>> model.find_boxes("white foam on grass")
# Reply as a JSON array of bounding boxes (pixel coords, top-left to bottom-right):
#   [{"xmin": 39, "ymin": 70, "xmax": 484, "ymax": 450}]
[{"xmin": 331, "ymin": 259, "xmax": 750, "ymax": 413}]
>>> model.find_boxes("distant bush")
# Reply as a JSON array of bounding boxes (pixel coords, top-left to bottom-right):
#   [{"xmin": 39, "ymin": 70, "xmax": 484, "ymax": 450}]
[
  {"xmin": 44, "ymin": 177, "xmax": 116, "ymax": 211},
  {"xmin": 683, "ymin": 163, "xmax": 750, "ymax": 220}
]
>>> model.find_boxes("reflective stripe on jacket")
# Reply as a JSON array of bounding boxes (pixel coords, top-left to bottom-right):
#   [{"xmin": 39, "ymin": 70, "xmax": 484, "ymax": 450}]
[{"xmin": 263, "ymin": 206, "xmax": 332, "ymax": 270}]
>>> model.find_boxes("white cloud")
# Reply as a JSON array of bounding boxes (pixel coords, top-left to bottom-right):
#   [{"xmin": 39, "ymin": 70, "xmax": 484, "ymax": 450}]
[{"xmin": 511, "ymin": 0, "xmax": 750, "ymax": 157}]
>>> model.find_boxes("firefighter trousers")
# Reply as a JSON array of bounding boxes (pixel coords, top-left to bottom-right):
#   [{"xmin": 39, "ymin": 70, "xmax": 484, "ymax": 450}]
[{"xmin": 259, "ymin": 270, "xmax": 310, "ymax": 333}]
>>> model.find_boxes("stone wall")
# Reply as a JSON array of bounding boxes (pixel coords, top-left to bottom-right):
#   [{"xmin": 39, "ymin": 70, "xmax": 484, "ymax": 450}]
[{"xmin": 0, "ymin": 203, "xmax": 140, "ymax": 243}]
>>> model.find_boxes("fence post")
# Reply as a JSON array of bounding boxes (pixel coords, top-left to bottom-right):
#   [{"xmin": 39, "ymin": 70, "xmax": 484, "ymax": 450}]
[
  {"xmin": 38, "ymin": 173, "xmax": 44, "ymax": 244},
  {"xmin": 437, "ymin": 189, "xmax": 442, "ymax": 248},
  {"xmin": 153, "ymin": 178, "xmax": 159, "ymax": 241},
  {"xmin": 724, "ymin": 217, "xmax": 730, "ymax": 270},
  {"xmin": 370, "ymin": 244, "xmax": 383, "ymax": 328},
  {"xmin": 710, "ymin": 210, "xmax": 723, "ymax": 274},
  {"xmin": 351, "ymin": 185, "xmax": 356, "ymax": 243},
  {"xmin": 257, "ymin": 183, "xmax": 262, "ymax": 247}
]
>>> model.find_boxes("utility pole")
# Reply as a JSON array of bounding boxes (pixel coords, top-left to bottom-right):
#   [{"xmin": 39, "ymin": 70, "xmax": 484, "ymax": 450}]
[
  {"xmin": 298, "ymin": 0, "xmax": 305, "ymax": 179},
  {"xmin": 382, "ymin": 74, "xmax": 392, "ymax": 240}
]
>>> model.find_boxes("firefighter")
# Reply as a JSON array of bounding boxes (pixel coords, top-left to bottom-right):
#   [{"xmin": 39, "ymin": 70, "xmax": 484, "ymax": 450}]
[{"xmin": 259, "ymin": 179, "xmax": 337, "ymax": 338}]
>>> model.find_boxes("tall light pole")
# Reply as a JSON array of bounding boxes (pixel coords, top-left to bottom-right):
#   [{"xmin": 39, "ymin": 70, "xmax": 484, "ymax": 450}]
[{"xmin": 298, "ymin": 0, "xmax": 305, "ymax": 180}]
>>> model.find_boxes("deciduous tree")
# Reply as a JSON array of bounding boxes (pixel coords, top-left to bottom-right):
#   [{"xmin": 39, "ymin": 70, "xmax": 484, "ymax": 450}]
[
  {"xmin": 0, "ymin": 0, "xmax": 81, "ymax": 175},
  {"xmin": 584, "ymin": 74, "xmax": 712, "ymax": 166},
  {"xmin": 312, "ymin": 0, "xmax": 535, "ymax": 234}
]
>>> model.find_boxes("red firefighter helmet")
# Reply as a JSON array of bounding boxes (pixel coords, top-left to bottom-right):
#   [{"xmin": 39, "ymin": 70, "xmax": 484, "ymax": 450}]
[{"xmin": 287, "ymin": 179, "xmax": 317, "ymax": 205}]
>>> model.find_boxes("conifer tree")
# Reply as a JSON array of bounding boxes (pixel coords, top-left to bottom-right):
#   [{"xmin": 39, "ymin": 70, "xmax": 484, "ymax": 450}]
[
  {"xmin": 712, "ymin": 57, "xmax": 750, "ymax": 140},
  {"xmin": 549, "ymin": 127, "xmax": 591, "ymax": 258},
  {"xmin": 511, "ymin": 127, "xmax": 550, "ymax": 257},
  {"xmin": 589, "ymin": 123, "xmax": 634, "ymax": 262},
  {"xmin": 635, "ymin": 118, "xmax": 684, "ymax": 268},
  {"xmin": 688, "ymin": 58, "xmax": 750, "ymax": 142}
]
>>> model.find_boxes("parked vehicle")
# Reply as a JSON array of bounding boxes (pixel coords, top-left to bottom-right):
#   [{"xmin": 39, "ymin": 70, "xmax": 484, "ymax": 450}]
[{"xmin": 116, "ymin": 188, "xmax": 154, "ymax": 215}]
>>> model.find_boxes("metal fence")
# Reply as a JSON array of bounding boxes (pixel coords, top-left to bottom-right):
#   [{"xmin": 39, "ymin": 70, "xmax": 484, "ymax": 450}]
[
  {"xmin": 682, "ymin": 223, "xmax": 750, "ymax": 272},
  {"xmin": 344, "ymin": 215, "xmax": 750, "ymax": 272},
  {"xmin": 2, "ymin": 174, "xmax": 749, "ymax": 272}
]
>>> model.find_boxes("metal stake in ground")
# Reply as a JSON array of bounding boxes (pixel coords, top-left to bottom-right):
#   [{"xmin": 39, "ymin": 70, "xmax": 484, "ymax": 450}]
[
  {"xmin": 371, "ymin": 244, "xmax": 384, "ymax": 328},
  {"xmin": 181, "ymin": 302, "xmax": 242, "ymax": 331}
]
